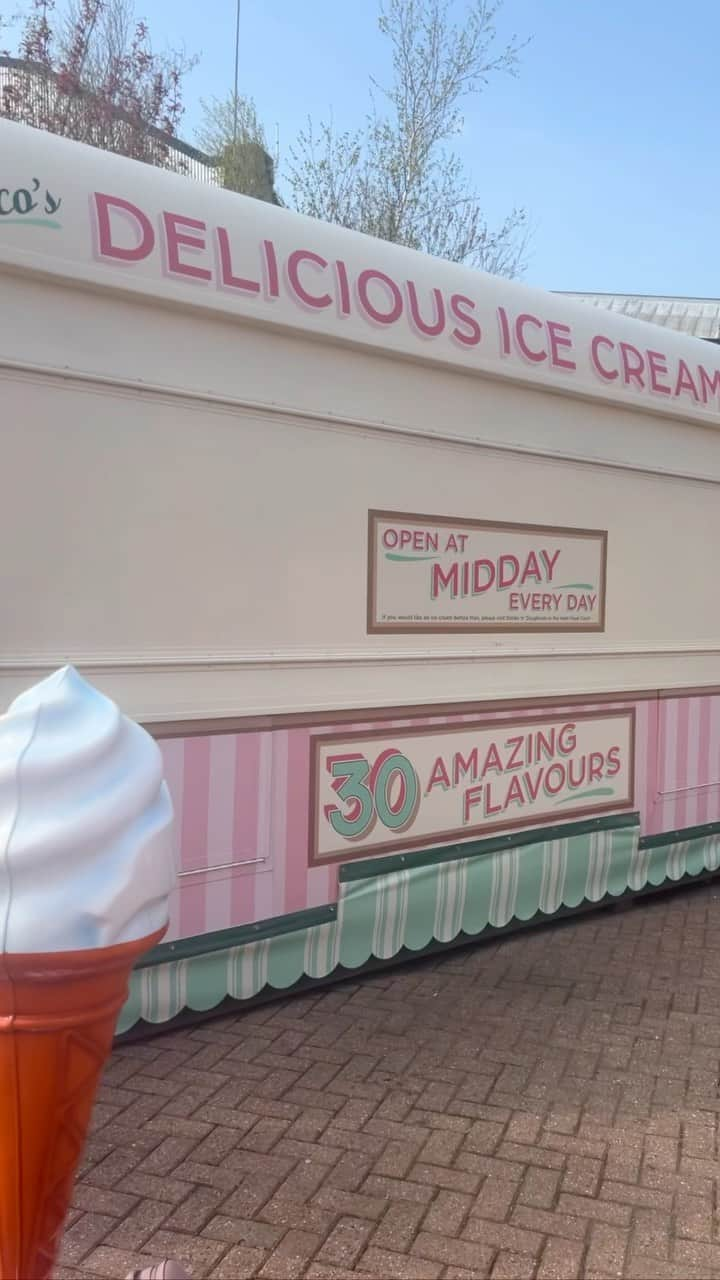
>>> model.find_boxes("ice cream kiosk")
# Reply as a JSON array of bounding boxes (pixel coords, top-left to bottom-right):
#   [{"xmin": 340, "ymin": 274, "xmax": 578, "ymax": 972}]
[{"xmin": 2, "ymin": 119, "xmax": 719, "ymax": 1038}]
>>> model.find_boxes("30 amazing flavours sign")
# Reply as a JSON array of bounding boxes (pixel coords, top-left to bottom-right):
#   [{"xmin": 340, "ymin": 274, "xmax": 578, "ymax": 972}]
[
  {"xmin": 368, "ymin": 511, "xmax": 607, "ymax": 632},
  {"xmin": 310, "ymin": 710, "xmax": 634, "ymax": 863}
]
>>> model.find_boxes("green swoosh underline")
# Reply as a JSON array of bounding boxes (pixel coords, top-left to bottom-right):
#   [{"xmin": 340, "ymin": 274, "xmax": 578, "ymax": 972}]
[
  {"xmin": 554, "ymin": 787, "xmax": 615, "ymax": 805},
  {"xmin": 384, "ymin": 553, "xmax": 440, "ymax": 561},
  {"xmin": 1, "ymin": 218, "xmax": 62, "ymax": 229}
]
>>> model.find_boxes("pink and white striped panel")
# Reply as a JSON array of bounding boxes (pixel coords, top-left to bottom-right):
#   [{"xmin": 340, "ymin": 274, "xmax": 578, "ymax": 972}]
[
  {"xmin": 652, "ymin": 695, "xmax": 720, "ymax": 833},
  {"xmin": 156, "ymin": 694, "xmax": 717, "ymax": 941}
]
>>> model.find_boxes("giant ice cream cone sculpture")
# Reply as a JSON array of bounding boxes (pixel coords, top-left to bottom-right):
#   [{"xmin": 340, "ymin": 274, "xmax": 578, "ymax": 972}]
[{"xmin": 0, "ymin": 667, "xmax": 176, "ymax": 1279}]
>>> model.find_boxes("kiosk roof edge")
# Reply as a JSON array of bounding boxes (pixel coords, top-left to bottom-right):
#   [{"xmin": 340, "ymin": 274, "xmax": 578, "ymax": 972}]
[{"xmin": 2, "ymin": 118, "xmax": 720, "ymax": 430}]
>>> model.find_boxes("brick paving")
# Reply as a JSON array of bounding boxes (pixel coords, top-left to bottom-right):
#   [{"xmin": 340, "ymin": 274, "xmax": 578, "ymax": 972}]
[{"xmin": 59, "ymin": 880, "xmax": 720, "ymax": 1280}]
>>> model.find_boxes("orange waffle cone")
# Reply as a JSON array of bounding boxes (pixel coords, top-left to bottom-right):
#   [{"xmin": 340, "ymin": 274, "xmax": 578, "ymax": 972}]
[{"xmin": 0, "ymin": 929, "xmax": 165, "ymax": 1280}]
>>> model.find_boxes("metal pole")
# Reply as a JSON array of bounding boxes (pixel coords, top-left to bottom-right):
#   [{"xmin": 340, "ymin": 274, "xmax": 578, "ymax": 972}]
[{"xmin": 233, "ymin": 0, "xmax": 241, "ymax": 144}]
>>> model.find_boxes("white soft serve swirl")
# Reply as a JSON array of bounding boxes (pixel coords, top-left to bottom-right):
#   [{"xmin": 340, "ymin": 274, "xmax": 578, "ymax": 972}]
[{"xmin": 0, "ymin": 666, "xmax": 175, "ymax": 953}]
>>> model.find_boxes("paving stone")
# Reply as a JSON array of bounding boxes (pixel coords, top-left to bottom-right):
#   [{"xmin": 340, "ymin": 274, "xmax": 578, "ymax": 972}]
[
  {"xmin": 59, "ymin": 880, "xmax": 720, "ymax": 1280},
  {"xmin": 59, "ymin": 1213, "xmax": 117, "ymax": 1265},
  {"xmin": 356, "ymin": 1245, "xmax": 443, "ymax": 1278},
  {"xmin": 371, "ymin": 1202, "xmax": 427, "ymax": 1252},
  {"xmin": 314, "ymin": 1217, "xmax": 375, "ymax": 1268},
  {"xmin": 259, "ymin": 1228, "xmax": 323, "ymax": 1278},
  {"xmin": 584, "ymin": 1223, "xmax": 629, "ymax": 1278},
  {"xmin": 412, "ymin": 1230, "xmax": 496, "ymax": 1272},
  {"xmin": 207, "ymin": 1245, "xmax": 268, "ymax": 1278},
  {"xmin": 491, "ymin": 1250, "xmax": 537, "ymax": 1278},
  {"xmin": 519, "ymin": 1166, "xmax": 561, "ymax": 1209},
  {"xmin": 104, "ymin": 1199, "xmax": 172, "ymax": 1250},
  {"xmin": 142, "ymin": 1229, "xmax": 227, "ymax": 1273},
  {"xmin": 537, "ymin": 1236, "xmax": 587, "ymax": 1279},
  {"xmin": 423, "ymin": 1190, "xmax": 473, "ymax": 1237}
]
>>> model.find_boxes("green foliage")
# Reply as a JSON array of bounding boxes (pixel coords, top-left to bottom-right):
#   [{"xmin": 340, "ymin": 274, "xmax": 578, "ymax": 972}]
[
  {"xmin": 288, "ymin": 0, "xmax": 529, "ymax": 277},
  {"xmin": 197, "ymin": 92, "xmax": 280, "ymax": 202},
  {"xmin": 0, "ymin": 0, "xmax": 196, "ymax": 164}
]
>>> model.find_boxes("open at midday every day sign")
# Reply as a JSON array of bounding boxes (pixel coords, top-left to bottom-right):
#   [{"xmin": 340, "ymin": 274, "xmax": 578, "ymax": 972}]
[
  {"xmin": 310, "ymin": 710, "xmax": 635, "ymax": 864},
  {"xmin": 367, "ymin": 511, "xmax": 607, "ymax": 633}
]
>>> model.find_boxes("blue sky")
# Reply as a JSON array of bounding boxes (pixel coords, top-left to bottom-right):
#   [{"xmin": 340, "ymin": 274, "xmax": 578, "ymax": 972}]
[{"xmin": 14, "ymin": 0, "xmax": 720, "ymax": 293}]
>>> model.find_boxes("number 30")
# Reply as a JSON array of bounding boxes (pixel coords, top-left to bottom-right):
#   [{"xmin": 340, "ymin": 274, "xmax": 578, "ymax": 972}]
[{"xmin": 324, "ymin": 749, "xmax": 419, "ymax": 841}]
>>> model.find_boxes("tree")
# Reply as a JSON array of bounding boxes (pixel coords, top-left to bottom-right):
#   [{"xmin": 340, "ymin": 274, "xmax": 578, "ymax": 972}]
[
  {"xmin": 288, "ymin": 0, "xmax": 529, "ymax": 277},
  {"xmin": 196, "ymin": 93, "xmax": 280, "ymax": 204},
  {"xmin": 0, "ymin": 0, "xmax": 196, "ymax": 166}
]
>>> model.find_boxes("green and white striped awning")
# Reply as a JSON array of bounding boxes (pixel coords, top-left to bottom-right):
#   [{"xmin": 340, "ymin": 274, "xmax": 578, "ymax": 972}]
[{"xmin": 118, "ymin": 818, "xmax": 720, "ymax": 1033}]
